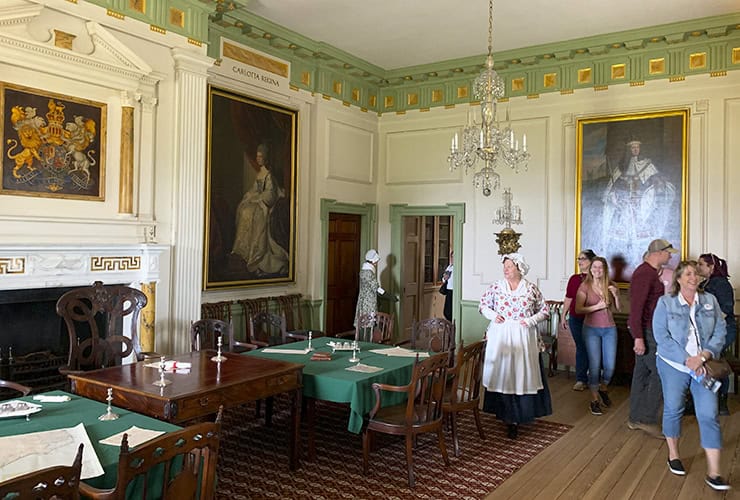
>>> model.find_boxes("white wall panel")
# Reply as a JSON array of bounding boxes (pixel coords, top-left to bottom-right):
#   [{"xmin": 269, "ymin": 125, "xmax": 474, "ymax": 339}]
[
  {"xmin": 384, "ymin": 127, "xmax": 460, "ymax": 185},
  {"xmin": 326, "ymin": 119, "xmax": 374, "ymax": 184}
]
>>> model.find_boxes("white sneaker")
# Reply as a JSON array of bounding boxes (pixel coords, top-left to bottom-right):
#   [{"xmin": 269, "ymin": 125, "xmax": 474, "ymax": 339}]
[{"xmin": 572, "ymin": 381, "xmax": 587, "ymax": 391}]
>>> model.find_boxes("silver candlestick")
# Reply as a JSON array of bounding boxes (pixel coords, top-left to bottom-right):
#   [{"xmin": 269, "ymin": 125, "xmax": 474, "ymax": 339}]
[
  {"xmin": 349, "ymin": 340, "xmax": 360, "ymax": 363},
  {"xmin": 307, "ymin": 331, "xmax": 314, "ymax": 352},
  {"xmin": 211, "ymin": 335, "xmax": 227, "ymax": 362},
  {"xmin": 152, "ymin": 356, "xmax": 171, "ymax": 387},
  {"xmin": 98, "ymin": 387, "xmax": 120, "ymax": 421}
]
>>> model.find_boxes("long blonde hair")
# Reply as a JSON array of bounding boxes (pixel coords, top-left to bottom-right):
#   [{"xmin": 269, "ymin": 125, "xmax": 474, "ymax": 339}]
[{"xmin": 583, "ymin": 256, "xmax": 613, "ymax": 307}]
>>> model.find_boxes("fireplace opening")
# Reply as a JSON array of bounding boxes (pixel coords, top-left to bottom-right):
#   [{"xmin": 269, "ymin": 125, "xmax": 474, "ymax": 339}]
[{"xmin": 0, "ymin": 286, "xmax": 75, "ymax": 393}]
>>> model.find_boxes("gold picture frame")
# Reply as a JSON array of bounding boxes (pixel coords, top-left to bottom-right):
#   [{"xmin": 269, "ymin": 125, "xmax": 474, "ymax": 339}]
[
  {"xmin": 203, "ymin": 86, "xmax": 298, "ymax": 289},
  {"xmin": 1, "ymin": 82, "xmax": 106, "ymax": 200},
  {"xmin": 576, "ymin": 109, "xmax": 688, "ymax": 284}
]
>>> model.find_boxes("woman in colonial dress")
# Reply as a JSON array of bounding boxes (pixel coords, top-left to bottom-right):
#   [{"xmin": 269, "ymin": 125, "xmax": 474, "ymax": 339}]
[
  {"xmin": 480, "ymin": 253, "xmax": 551, "ymax": 439},
  {"xmin": 354, "ymin": 249, "xmax": 385, "ymax": 327}
]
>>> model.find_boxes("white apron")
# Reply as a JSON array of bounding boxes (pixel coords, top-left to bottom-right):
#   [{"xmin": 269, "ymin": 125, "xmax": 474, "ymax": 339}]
[{"xmin": 482, "ymin": 319, "xmax": 543, "ymax": 395}]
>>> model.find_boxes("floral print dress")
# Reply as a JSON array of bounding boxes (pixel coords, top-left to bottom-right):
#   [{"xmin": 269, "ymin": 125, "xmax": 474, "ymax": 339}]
[{"xmin": 479, "ymin": 279, "xmax": 549, "ymax": 394}]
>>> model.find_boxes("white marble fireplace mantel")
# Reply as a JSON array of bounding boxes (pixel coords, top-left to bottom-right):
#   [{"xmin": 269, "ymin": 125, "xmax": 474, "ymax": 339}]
[{"xmin": 0, "ymin": 244, "xmax": 169, "ymax": 291}]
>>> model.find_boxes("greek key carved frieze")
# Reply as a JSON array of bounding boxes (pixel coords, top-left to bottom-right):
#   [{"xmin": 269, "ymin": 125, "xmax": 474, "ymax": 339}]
[
  {"xmin": 90, "ymin": 256, "xmax": 141, "ymax": 271},
  {"xmin": 0, "ymin": 257, "xmax": 26, "ymax": 274}
]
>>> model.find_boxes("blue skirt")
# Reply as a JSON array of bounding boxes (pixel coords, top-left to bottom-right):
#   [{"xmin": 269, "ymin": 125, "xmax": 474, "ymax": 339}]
[{"xmin": 482, "ymin": 355, "xmax": 552, "ymax": 425}]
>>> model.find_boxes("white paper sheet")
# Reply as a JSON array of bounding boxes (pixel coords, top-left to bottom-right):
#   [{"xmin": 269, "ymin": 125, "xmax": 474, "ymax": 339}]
[
  {"xmin": 32, "ymin": 395, "xmax": 71, "ymax": 403},
  {"xmin": 262, "ymin": 348, "xmax": 310, "ymax": 354},
  {"xmin": 345, "ymin": 363, "xmax": 384, "ymax": 373},
  {"xmin": 99, "ymin": 426, "xmax": 166, "ymax": 449},
  {"xmin": 368, "ymin": 347, "xmax": 430, "ymax": 358},
  {"xmin": 0, "ymin": 423, "xmax": 104, "ymax": 481}
]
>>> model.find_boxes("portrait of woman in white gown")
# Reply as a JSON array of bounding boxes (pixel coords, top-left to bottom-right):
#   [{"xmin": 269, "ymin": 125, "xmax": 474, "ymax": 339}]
[{"xmin": 231, "ymin": 143, "xmax": 289, "ymax": 277}]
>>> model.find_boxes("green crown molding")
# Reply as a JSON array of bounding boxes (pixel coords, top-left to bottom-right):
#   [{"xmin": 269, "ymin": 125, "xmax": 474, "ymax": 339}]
[
  {"xmin": 80, "ymin": 0, "xmax": 213, "ymax": 43},
  {"xmin": 79, "ymin": 2, "xmax": 740, "ymax": 113}
]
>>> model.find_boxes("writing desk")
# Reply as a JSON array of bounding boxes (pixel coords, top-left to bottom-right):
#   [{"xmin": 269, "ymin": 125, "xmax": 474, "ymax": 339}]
[
  {"xmin": 68, "ymin": 350, "xmax": 304, "ymax": 470},
  {"xmin": 0, "ymin": 391, "xmax": 179, "ymax": 494}
]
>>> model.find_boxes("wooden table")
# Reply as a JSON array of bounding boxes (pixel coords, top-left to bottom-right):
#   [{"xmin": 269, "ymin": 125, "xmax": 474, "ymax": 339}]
[{"xmin": 68, "ymin": 350, "xmax": 304, "ymax": 470}]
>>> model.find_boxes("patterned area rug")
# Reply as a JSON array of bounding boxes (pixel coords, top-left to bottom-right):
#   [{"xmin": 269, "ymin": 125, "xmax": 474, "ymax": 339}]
[{"xmin": 216, "ymin": 396, "xmax": 570, "ymax": 499}]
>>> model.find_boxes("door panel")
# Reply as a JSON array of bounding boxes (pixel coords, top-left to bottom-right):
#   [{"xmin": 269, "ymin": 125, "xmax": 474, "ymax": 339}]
[
  {"xmin": 401, "ymin": 216, "xmax": 421, "ymax": 341},
  {"xmin": 326, "ymin": 213, "xmax": 361, "ymax": 336}
]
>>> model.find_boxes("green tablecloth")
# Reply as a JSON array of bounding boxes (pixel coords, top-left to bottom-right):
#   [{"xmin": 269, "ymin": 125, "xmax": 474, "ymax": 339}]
[
  {"xmin": 247, "ymin": 338, "xmax": 422, "ymax": 433},
  {"xmin": 0, "ymin": 391, "xmax": 180, "ymax": 497}
]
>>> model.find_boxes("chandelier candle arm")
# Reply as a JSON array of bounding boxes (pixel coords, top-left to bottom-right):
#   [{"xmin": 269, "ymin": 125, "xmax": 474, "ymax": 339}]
[{"xmin": 447, "ymin": 0, "xmax": 530, "ymax": 196}]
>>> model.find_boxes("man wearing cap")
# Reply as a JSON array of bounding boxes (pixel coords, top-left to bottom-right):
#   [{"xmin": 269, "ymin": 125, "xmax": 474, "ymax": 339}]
[
  {"xmin": 627, "ymin": 238, "xmax": 677, "ymax": 438},
  {"xmin": 354, "ymin": 249, "xmax": 385, "ymax": 328}
]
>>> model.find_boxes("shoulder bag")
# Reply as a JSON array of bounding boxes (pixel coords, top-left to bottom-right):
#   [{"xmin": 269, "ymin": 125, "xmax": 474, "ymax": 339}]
[{"xmin": 705, "ymin": 358, "xmax": 732, "ymax": 380}]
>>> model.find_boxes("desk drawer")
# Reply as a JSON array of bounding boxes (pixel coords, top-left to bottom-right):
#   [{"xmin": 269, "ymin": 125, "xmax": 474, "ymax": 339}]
[
  {"xmin": 176, "ymin": 393, "xmax": 224, "ymax": 421},
  {"xmin": 239, "ymin": 371, "xmax": 301, "ymax": 400}
]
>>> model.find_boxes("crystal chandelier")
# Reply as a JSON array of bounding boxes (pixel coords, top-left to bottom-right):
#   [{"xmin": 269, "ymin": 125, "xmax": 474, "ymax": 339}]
[
  {"xmin": 493, "ymin": 188, "xmax": 523, "ymax": 254},
  {"xmin": 447, "ymin": 0, "xmax": 530, "ymax": 196},
  {"xmin": 492, "ymin": 188, "xmax": 522, "ymax": 228}
]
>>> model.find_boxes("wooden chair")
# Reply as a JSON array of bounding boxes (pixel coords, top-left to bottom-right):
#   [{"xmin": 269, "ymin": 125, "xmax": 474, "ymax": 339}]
[
  {"xmin": 362, "ymin": 351, "xmax": 451, "ymax": 488},
  {"xmin": 80, "ymin": 409, "xmax": 223, "ymax": 500},
  {"xmin": 352, "ymin": 312, "xmax": 377, "ymax": 343},
  {"xmin": 0, "ymin": 443, "xmax": 83, "ymax": 499},
  {"xmin": 372, "ymin": 311, "xmax": 395, "ymax": 344},
  {"xmin": 56, "ymin": 281, "xmax": 151, "ymax": 376},
  {"xmin": 190, "ymin": 318, "xmax": 233, "ymax": 352},
  {"xmin": 538, "ymin": 301, "xmax": 563, "ymax": 377},
  {"xmin": 0, "ymin": 379, "xmax": 32, "ymax": 400},
  {"xmin": 398, "ymin": 317, "xmax": 455, "ymax": 359},
  {"xmin": 248, "ymin": 311, "xmax": 306, "ymax": 347},
  {"xmin": 442, "ymin": 340, "xmax": 486, "ymax": 457}
]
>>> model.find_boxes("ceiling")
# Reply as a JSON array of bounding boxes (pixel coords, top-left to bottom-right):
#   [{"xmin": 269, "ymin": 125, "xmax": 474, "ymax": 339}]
[{"xmin": 243, "ymin": 0, "xmax": 740, "ymax": 70}]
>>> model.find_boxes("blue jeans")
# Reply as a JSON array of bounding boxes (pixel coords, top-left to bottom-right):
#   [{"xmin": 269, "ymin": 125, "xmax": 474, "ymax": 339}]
[
  {"xmin": 584, "ymin": 325, "xmax": 617, "ymax": 391},
  {"xmin": 568, "ymin": 316, "xmax": 588, "ymax": 383},
  {"xmin": 657, "ymin": 356, "xmax": 721, "ymax": 449}
]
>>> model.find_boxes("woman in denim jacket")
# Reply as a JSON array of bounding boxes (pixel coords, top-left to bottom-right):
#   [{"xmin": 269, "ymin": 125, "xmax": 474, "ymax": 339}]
[{"xmin": 653, "ymin": 260, "xmax": 729, "ymax": 490}]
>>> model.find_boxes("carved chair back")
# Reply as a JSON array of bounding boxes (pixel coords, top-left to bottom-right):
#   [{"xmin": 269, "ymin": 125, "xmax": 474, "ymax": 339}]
[
  {"xmin": 56, "ymin": 281, "xmax": 147, "ymax": 374},
  {"xmin": 372, "ymin": 312, "xmax": 395, "ymax": 344},
  {"xmin": 191, "ymin": 318, "xmax": 232, "ymax": 352},
  {"xmin": 80, "ymin": 410, "xmax": 222, "ymax": 500},
  {"xmin": 0, "ymin": 443, "xmax": 82, "ymax": 499},
  {"xmin": 248, "ymin": 311, "xmax": 289, "ymax": 347}
]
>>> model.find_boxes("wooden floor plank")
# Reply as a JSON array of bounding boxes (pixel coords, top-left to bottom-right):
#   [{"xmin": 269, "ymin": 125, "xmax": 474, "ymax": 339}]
[{"xmin": 485, "ymin": 373, "xmax": 739, "ymax": 499}]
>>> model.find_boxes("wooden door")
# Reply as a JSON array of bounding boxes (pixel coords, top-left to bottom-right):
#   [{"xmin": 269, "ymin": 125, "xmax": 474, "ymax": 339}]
[
  {"xmin": 326, "ymin": 213, "xmax": 361, "ymax": 336},
  {"xmin": 401, "ymin": 216, "xmax": 422, "ymax": 341}
]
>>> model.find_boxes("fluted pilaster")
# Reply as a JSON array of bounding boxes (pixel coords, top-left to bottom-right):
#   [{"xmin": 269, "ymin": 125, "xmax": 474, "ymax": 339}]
[{"xmin": 170, "ymin": 48, "xmax": 214, "ymax": 354}]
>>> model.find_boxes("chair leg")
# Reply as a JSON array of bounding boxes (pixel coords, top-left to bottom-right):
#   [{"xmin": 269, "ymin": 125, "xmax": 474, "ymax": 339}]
[
  {"xmin": 472, "ymin": 407, "xmax": 486, "ymax": 440},
  {"xmin": 265, "ymin": 396, "xmax": 274, "ymax": 427},
  {"xmin": 450, "ymin": 412, "xmax": 460, "ymax": 457},
  {"xmin": 362, "ymin": 429, "xmax": 371, "ymax": 475},
  {"xmin": 405, "ymin": 434, "xmax": 415, "ymax": 488},
  {"xmin": 437, "ymin": 427, "xmax": 450, "ymax": 466}
]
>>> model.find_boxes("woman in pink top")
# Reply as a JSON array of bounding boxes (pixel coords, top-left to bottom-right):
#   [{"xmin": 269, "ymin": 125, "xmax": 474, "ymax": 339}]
[{"xmin": 575, "ymin": 257, "xmax": 621, "ymax": 416}]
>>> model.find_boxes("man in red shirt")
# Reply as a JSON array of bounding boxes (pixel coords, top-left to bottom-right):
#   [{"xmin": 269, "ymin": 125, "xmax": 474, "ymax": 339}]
[{"xmin": 627, "ymin": 238, "xmax": 677, "ymax": 438}]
